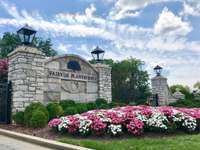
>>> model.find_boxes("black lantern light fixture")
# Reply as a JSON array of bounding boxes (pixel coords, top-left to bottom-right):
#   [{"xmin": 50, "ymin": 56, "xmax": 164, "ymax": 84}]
[
  {"xmin": 91, "ymin": 46, "xmax": 105, "ymax": 63},
  {"xmin": 154, "ymin": 65, "xmax": 163, "ymax": 76},
  {"xmin": 17, "ymin": 24, "xmax": 37, "ymax": 45}
]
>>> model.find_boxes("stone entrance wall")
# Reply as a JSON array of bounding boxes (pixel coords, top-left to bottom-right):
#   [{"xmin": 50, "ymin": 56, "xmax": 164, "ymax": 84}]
[{"xmin": 8, "ymin": 46, "xmax": 112, "ymax": 112}]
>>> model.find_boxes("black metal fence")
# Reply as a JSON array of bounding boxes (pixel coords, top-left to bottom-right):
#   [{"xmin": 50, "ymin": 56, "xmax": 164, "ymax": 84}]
[
  {"xmin": 0, "ymin": 81, "xmax": 12, "ymax": 124},
  {"xmin": 148, "ymin": 94, "xmax": 159, "ymax": 106}
]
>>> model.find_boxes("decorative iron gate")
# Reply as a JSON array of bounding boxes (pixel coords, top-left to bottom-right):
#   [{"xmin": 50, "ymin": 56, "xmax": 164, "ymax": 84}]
[{"xmin": 0, "ymin": 81, "xmax": 12, "ymax": 124}]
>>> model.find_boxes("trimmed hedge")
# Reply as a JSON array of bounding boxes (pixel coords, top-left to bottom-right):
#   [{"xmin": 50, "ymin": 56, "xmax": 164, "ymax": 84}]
[
  {"xmin": 95, "ymin": 98, "xmax": 108, "ymax": 107},
  {"xmin": 64, "ymin": 107, "xmax": 78, "ymax": 115},
  {"xmin": 86, "ymin": 102, "xmax": 97, "ymax": 110},
  {"xmin": 76, "ymin": 103, "xmax": 88, "ymax": 114},
  {"xmin": 59, "ymin": 100, "xmax": 76, "ymax": 110},
  {"xmin": 169, "ymin": 99, "xmax": 200, "ymax": 108}
]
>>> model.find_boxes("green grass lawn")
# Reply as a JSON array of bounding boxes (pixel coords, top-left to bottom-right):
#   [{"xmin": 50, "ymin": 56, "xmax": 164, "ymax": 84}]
[{"xmin": 59, "ymin": 133, "xmax": 200, "ymax": 150}]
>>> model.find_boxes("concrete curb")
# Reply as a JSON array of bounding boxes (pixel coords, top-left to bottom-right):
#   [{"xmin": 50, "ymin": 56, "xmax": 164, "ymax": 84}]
[{"xmin": 0, "ymin": 128, "xmax": 93, "ymax": 150}]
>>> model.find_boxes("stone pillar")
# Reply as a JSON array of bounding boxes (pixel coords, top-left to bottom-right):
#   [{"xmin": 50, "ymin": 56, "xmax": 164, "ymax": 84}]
[
  {"xmin": 8, "ymin": 46, "xmax": 45, "ymax": 112},
  {"xmin": 151, "ymin": 76, "xmax": 170, "ymax": 105},
  {"xmin": 93, "ymin": 63, "xmax": 112, "ymax": 103}
]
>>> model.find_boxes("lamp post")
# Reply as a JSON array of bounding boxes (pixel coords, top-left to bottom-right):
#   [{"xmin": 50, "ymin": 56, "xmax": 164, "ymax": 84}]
[
  {"xmin": 91, "ymin": 46, "xmax": 105, "ymax": 63},
  {"xmin": 17, "ymin": 24, "xmax": 36, "ymax": 45},
  {"xmin": 154, "ymin": 65, "xmax": 163, "ymax": 76}
]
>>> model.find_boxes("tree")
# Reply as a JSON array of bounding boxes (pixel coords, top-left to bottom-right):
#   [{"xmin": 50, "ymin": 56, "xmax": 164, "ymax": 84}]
[
  {"xmin": 111, "ymin": 58, "xmax": 150, "ymax": 104},
  {"xmin": 170, "ymin": 84, "xmax": 193, "ymax": 99},
  {"xmin": 0, "ymin": 32, "xmax": 57, "ymax": 58}
]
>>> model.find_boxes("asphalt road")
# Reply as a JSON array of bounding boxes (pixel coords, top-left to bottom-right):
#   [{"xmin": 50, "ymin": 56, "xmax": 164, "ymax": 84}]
[{"xmin": 0, "ymin": 135, "xmax": 54, "ymax": 150}]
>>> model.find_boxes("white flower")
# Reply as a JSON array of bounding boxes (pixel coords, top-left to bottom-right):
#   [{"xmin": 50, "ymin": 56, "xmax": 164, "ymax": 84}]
[
  {"xmin": 172, "ymin": 112, "xmax": 197, "ymax": 132},
  {"xmin": 135, "ymin": 111, "xmax": 148, "ymax": 122},
  {"xmin": 79, "ymin": 118, "xmax": 92, "ymax": 135},
  {"xmin": 58, "ymin": 117, "xmax": 71, "ymax": 131},
  {"xmin": 146, "ymin": 111, "xmax": 168, "ymax": 130},
  {"xmin": 108, "ymin": 124, "xmax": 122, "ymax": 136}
]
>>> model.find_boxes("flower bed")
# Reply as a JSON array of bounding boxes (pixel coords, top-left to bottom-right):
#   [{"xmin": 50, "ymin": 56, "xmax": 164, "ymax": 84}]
[{"xmin": 48, "ymin": 106, "xmax": 200, "ymax": 137}]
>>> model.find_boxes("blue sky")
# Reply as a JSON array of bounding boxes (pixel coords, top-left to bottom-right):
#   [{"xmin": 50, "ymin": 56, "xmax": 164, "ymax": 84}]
[{"xmin": 0, "ymin": 0, "xmax": 200, "ymax": 87}]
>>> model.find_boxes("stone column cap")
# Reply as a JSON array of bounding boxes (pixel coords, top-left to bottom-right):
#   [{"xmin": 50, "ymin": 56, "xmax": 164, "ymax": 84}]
[
  {"xmin": 8, "ymin": 45, "xmax": 45, "ymax": 57},
  {"xmin": 151, "ymin": 75, "xmax": 167, "ymax": 80},
  {"xmin": 92, "ymin": 63, "xmax": 111, "ymax": 69}
]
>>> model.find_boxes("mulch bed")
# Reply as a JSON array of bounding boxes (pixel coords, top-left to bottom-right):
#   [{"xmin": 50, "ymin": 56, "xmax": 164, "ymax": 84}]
[
  {"xmin": 0, "ymin": 124, "xmax": 59, "ymax": 140},
  {"xmin": 0, "ymin": 124, "xmax": 193, "ymax": 141}
]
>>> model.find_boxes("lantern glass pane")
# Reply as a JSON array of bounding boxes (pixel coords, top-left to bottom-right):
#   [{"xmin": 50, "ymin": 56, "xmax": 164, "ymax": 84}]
[
  {"xmin": 92, "ymin": 53, "xmax": 97, "ymax": 60},
  {"xmin": 99, "ymin": 52, "xmax": 104, "ymax": 61},
  {"xmin": 24, "ymin": 35, "xmax": 30, "ymax": 43},
  {"xmin": 18, "ymin": 33, "xmax": 24, "ymax": 43},
  {"xmin": 29, "ymin": 34, "xmax": 35, "ymax": 43}
]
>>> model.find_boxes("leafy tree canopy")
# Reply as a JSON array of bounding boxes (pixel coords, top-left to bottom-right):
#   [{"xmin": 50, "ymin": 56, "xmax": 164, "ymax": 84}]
[
  {"xmin": 0, "ymin": 32, "xmax": 57, "ymax": 58},
  {"xmin": 111, "ymin": 58, "xmax": 150, "ymax": 104},
  {"xmin": 92, "ymin": 58, "xmax": 150, "ymax": 104}
]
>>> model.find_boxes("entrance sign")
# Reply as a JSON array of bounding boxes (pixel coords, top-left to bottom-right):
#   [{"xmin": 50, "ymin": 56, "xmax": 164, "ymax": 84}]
[{"xmin": 8, "ymin": 46, "xmax": 112, "ymax": 112}]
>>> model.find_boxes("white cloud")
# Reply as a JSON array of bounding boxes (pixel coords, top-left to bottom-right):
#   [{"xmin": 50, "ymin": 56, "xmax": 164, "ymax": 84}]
[
  {"xmin": 108, "ymin": 0, "xmax": 179, "ymax": 20},
  {"xmin": 57, "ymin": 43, "xmax": 72, "ymax": 53},
  {"xmin": 154, "ymin": 7, "xmax": 192, "ymax": 36},
  {"xmin": 180, "ymin": 1, "xmax": 200, "ymax": 17},
  {"xmin": 1, "ymin": 0, "xmax": 200, "ymax": 87},
  {"xmin": 108, "ymin": 0, "xmax": 145, "ymax": 20}
]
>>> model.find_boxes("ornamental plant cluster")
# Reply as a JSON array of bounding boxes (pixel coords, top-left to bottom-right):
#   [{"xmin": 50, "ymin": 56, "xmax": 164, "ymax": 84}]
[
  {"xmin": 0, "ymin": 59, "xmax": 8, "ymax": 79},
  {"xmin": 49, "ymin": 106, "xmax": 200, "ymax": 136}
]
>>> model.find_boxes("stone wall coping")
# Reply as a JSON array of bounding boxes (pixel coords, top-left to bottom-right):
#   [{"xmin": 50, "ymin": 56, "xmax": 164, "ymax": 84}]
[
  {"xmin": 0, "ymin": 128, "xmax": 93, "ymax": 150},
  {"xmin": 8, "ymin": 45, "xmax": 45, "ymax": 57},
  {"xmin": 45, "ymin": 54, "xmax": 98, "ymax": 73}
]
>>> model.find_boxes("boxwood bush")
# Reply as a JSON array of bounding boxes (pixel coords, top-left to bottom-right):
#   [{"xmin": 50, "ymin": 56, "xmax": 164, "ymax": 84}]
[
  {"xmin": 24, "ymin": 102, "xmax": 49, "ymax": 127},
  {"xmin": 46, "ymin": 102, "xmax": 64, "ymax": 120},
  {"xmin": 30, "ymin": 110, "xmax": 48, "ymax": 128},
  {"xmin": 13, "ymin": 111, "xmax": 24, "ymax": 125}
]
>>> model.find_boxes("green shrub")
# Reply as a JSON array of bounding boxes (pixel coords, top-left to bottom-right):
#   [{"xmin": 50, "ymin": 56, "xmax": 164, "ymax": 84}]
[
  {"xmin": 76, "ymin": 103, "xmax": 88, "ymax": 114},
  {"xmin": 129, "ymin": 102, "xmax": 136, "ymax": 106},
  {"xmin": 46, "ymin": 103, "xmax": 64, "ymax": 120},
  {"xmin": 109, "ymin": 102, "xmax": 126, "ymax": 108},
  {"xmin": 24, "ymin": 102, "xmax": 49, "ymax": 127},
  {"xmin": 59, "ymin": 100, "xmax": 76, "ymax": 110},
  {"xmin": 169, "ymin": 99, "xmax": 200, "ymax": 108},
  {"xmin": 30, "ymin": 110, "xmax": 48, "ymax": 128},
  {"xmin": 86, "ymin": 102, "xmax": 97, "ymax": 110},
  {"xmin": 13, "ymin": 111, "xmax": 24, "ymax": 125},
  {"xmin": 95, "ymin": 98, "xmax": 108, "ymax": 106},
  {"xmin": 64, "ymin": 107, "xmax": 78, "ymax": 115},
  {"xmin": 99, "ymin": 104, "xmax": 109, "ymax": 109}
]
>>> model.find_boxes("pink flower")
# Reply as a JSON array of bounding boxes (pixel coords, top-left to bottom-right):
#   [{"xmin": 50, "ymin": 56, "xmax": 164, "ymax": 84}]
[
  {"xmin": 67, "ymin": 116, "xmax": 80, "ymax": 133},
  {"xmin": 126, "ymin": 118, "xmax": 144, "ymax": 136},
  {"xmin": 48, "ymin": 118, "xmax": 62, "ymax": 128},
  {"xmin": 91, "ymin": 119, "xmax": 107, "ymax": 135}
]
